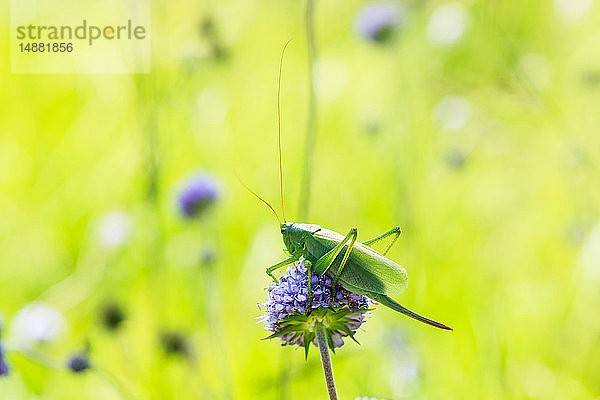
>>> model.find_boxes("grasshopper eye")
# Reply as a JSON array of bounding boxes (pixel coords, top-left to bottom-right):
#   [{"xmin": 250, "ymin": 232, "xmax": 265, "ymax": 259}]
[{"xmin": 281, "ymin": 227, "xmax": 285, "ymax": 234}]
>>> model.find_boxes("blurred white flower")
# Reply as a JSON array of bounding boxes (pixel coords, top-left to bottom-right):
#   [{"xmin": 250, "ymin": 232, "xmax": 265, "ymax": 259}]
[
  {"xmin": 426, "ymin": 3, "xmax": 467, "ymax": 47},
  {"xmin": 555, "ymin": 0, "xmax": 593, "ymax": 21},
  {"xmin": 382, "ymin": 330, "xmax": 420, "ymax": 396},
  {"xmin": 579, "ymin": 223, "xmax": 600, "ymax": 281},
  {"xmin": 354, "ymin": 398, "xmax": 386, "ymax": 400},
  {"xmin": 432, "ymin": 95, "xmax": 471, "ymax": 132},
  {"xmin": 97, "ymin": 210, "xmax": 133, "ymax": 248},
  {"xmin": 10, "ymin": 303, "xmax": 65, "ymax": 345},
  {"xmin": 390, "ymin": 355, "xmax": 419, "ymax": 386},
  {"xmin": 517, "ymin": 53, "xmax": 552, "ymax": 90}
]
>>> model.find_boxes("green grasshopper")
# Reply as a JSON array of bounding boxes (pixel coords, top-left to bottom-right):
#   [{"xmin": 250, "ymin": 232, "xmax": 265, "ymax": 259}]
[
  {"xmin": 246, "ymin": 42, "xmax": 451, "ymax": 331},
  {"xmin": 267, "ymin": 223, "xmax": 451, "ymax": 330}
]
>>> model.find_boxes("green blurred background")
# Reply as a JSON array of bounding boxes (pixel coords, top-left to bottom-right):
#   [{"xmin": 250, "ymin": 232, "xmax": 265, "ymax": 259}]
[{"xmin": 2, "ymin": 0, "xmax": 600, "ymax": 398}]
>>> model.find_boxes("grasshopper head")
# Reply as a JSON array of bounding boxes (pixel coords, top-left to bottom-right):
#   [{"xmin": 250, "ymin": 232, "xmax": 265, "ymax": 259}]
[
  {"xmin": 280, "ymin": 222, "xmax": 298, "ymax": 255},
  {"xmin": 280, "ymin": 222, "xmax": 321, "ymax": 256}
]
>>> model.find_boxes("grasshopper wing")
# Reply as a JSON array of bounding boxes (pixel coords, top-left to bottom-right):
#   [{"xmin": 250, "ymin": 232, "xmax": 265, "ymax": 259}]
[{"xmin": 308, "ymin": 229, "xmax": 408, "ymax": 298}]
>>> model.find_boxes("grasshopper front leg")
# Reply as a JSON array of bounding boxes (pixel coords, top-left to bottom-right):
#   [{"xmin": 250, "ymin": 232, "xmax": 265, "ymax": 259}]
[
  {"xmin": 265, "ymin": 255, "xmax": 299, "ymax": 283},
  {"xmin": 363, "ymin": 225, "xmax": 401, "ymax": 256}
]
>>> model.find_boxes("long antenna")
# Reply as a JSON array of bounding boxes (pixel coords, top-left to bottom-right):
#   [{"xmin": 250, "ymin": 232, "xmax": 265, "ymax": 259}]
[
  {"xmin": 235, "ymin": 172, "xmax": 282, "ymax": 226},
  {"xmin": 277, "ymin": 39, "xmax": 292, "ymax": 223}
]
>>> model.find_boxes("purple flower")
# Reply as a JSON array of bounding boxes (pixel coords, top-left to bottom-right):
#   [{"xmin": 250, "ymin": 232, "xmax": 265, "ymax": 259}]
[
  {"xmin": 258, "ymin": 260, "xmax": 370, "ymax": 351},
  {"xmin": 0, "ymin": 321, "xmax": 8, "ymax": 377},
  {"xmin": 356, "ymin": 2, "xmax": 406, "ymax": 43},
  {"xmin": 178, "ymin": 173, "xmax": 220, "ymax": 218},
  {"xmin": 67, "ymin": 354, "xmax": 90, "ymax": 373},
  {"xmin": 0, "ymin": 344, "xmax": 8, "ymax": 377}
]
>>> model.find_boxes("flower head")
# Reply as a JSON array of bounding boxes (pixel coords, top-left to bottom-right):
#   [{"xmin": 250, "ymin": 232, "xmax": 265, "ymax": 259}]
[
  {"xmin": 97, "ymin": 210, "xmax": 133, "ymax": 249},
  {"xmin": 67, "ymin": 354, "xmax": 90, "ymax": 373},
  {"xmin": 445, "ymin": 148, "xmax": 468, "ymax": 169},
  {"xmin": 11, "ymin": 302, "xmax": 65, "ymax": 345},
  {"xmin": 259, "ymin": 260, "xmax": 370, "ymax": 356},
  {"xmin": 178, "ymin": 173, "xmax": 220, "ymax": 218},
  {"xmin": 160, "ymin": 331, "xmax": 192, "ymax": 358},
  {"xmin": 432, "ymin": 95, "xmax": 471, "ymax": 132},
  {"xmin": 356, "ymin": 2, "xmax": 406, "ymax": 43},
  {"xmin": 100, "ymin": 303, "xmax": 125, "ymax": 331},
  {"xmin": 0, "ymin": 346, "xmax": 8, "ymax": 377},
  {"xmin": 426, "ymin": 3, "xmax": 467, "ymax": 47},
  {"xmin": 0, "ymin": 321, "xmax": 8, "ymax": 377},
  {"xmin": 354, "ymin": 398, "xmax": 386, "ymax": 400}
]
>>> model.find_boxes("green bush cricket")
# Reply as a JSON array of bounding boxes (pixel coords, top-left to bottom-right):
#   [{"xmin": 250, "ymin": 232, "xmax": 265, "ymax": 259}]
[
  {"xmin": 270, "ymin": 223, "xmax": 451, "ymax": 330},
  {"xmin": 244, "ymin": 41, "xmax": 452, "ymax": 331}
]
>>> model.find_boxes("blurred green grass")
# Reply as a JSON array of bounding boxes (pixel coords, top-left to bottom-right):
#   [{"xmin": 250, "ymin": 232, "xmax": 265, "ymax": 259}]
[{"xmin": 1, "ymin": 0, "xmax": 600, "ymax": 399}]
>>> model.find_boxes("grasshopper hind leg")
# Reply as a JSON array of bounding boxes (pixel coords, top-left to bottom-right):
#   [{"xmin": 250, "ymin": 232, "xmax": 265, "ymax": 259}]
[
  {"xmin": 311, "ymin": 227, "xmax": 359, "ymax": 306},
  {"xmin": 363, "ymin": 226, "xmax": 401, "ymax": 256},
  {"xmin": 330, "ymin": 228, "xmax": 358, "ymax": 303},
  {"xmin": 372, "ymin": 293, "xmax": 452, "ymax": 330}
]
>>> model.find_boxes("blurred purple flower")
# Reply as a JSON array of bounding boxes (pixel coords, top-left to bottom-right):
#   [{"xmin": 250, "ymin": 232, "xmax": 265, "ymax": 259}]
[
  {"xmin": 0, "ymin": 342, "xmax": 8, "ymax": 377},
  {"xmin": 0, "ymin": 348, "xmax": 8, "ymax": 376},
  {"xmin": 178, "ymin": 173, "xmax": 220, "ymax": 218},
  {"xmin": 258, "ymin": 260, "xmax": 370, "ymax": 350},
  {"xmin": 0, "ymin": 319, "xmax": 8, "ymax": 376},
  {"xmin": 67, "ymin": 354, "xmax": 90, "ymax": 373},
  {"xmin": 356, "ymin": 2, "xmax": 406, "ymax": 43}
]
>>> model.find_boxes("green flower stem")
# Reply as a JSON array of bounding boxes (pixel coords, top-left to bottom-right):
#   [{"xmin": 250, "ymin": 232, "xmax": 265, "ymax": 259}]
[
  {"xmin": 315, "ymin": 322, "xmax": 338, "ymax": 400},
  {"xmin": 203, "ymin": 263, "xmax": 234, "ymax": 400},
  {"xmin": 8, "ymin": 347, "xmax": 63, "ymax": 370}
]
